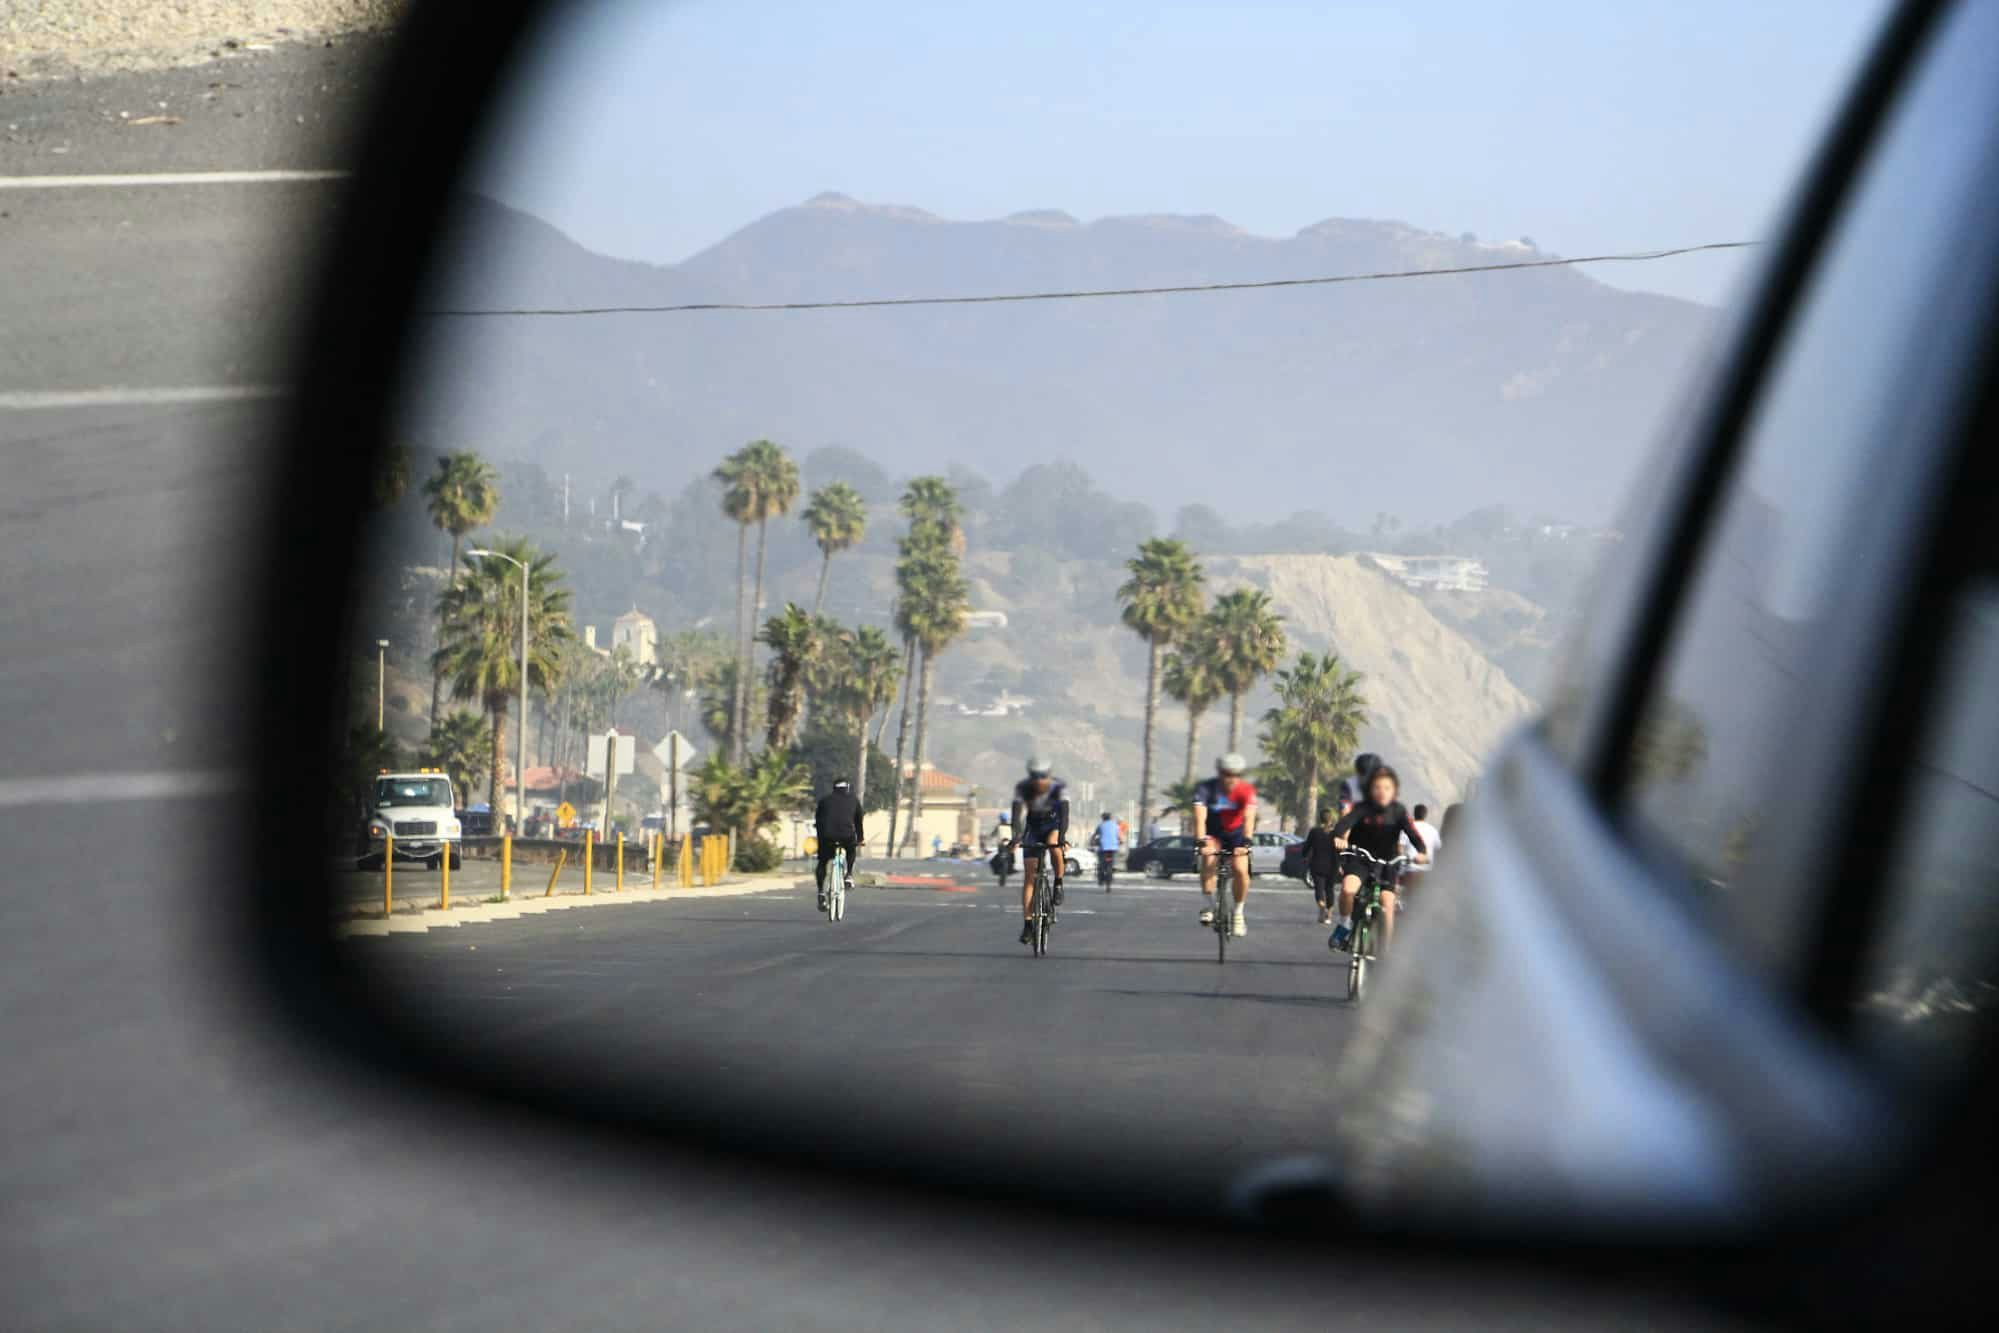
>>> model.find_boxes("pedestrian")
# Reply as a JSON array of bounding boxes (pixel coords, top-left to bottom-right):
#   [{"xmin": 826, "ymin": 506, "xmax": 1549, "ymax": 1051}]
[
  {"xmin": 1401, "ymin": 802, "xmax": 1443, "ymax": 899},
  {"xmin": 1301, "ymin": 804, "xmax": 1341, "ymax": 925}
]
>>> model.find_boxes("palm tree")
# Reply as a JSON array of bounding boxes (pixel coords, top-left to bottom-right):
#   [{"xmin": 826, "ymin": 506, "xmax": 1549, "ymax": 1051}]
[
  {"xmin": 1258, "ymin": 651, "xmax": 1367, "ymax": 828},
  {"xmin": 1118, "ymin": 538, "xmax": 1206, "ymax": 851},
  {"xmin": 715, "ymin": 441, "xmax": 799, "ymax": 762},
  {"xmin": 420, "ymin": 709, "xmax": 491, "ymax": 808},
  {"xmin": 698, "ymin": 659, "xmax": 766, "ymax": 759},
  {"xmin": 884, "ymin": 477, "xmax": 964, "ymax": 854},
  {"xmin": 801, "ymin": 482, "xmax": 869, "ymax": 614},
  {"xmin": 422, "ymin": 450, "xmax": 499, "ymax": 731},
  {"xmin": 833, "ymin": 625, "xmax": 901, "ymax": 808},
  {"xmin": 689, "ymin": 749, "xmax": 811, "ymax": 854},
  {"xmin": 759, "ymin": 603, "xmax": 825, "ymax": 751},
  {"xmin": 1162, "ymin": 623, "xmax": 1222, "ymax": 786},
  {"xmin": 899, "ymin": 475, "xmax": 964, "ymax": 547},
  {"xmin": 898, "ymin": 542, "xmax": 969, "ymax": 855},
  {"xmin": 1205, "ymin": 587, "xmax": 1287, "ymax": 751},
  {"xmin": 433, "ymin": 537, "xmax": 571, "ymax": 806},
  {"xmin": 713, "ymin": 450, "xmax": 756, "ymax": 762}
]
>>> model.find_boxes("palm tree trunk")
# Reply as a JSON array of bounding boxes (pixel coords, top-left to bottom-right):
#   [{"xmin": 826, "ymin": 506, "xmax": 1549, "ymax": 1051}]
[
  {"xmin": 852, "ymin": 711, "xmax": 871, "ymax": 821},
  {"xmin": 730, "ymin": 523, "xmax": 748, "ymax": 764},
  {"xmin": 884, "ymin": 635, "xmax": 916, "ymax": 856},
  {"xmin": 743, "ymin": 517, "xmax": 771, "ymax": 761},
  {"xmin": 1228, "ymin": 693, "xmax": 1244, "ymax": 752},
  {"xmin": 812, "ymin": 551, "xmax": 832, "ymax": 616},
  {"xmin": 1136, "ymin": 638, "xmax": 1160, "ymax": 860},
  {"xmin": 904, "ymin": 645, "xmax": 934, "ymax": 857},
  {"xmin": 428, "ymin": 532, "xmax": 462, "ymax": 733},
  {"xmin": 1303, "ymin": 755, "xmax": 1320, "ymax": 831},
  {"xmin": 1184, "ymin": 706, "xmax": 1202, "ymax": 785},
  {"xmin": 489, "ymin": 697, "xmax": 506, "ymax": 809}
]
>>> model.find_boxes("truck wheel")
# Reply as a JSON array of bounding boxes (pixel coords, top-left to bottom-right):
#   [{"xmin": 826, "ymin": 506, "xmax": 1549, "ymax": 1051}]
[{"xmin": 448, "ymin": 851, "xmax": 462, "ymax": 871}]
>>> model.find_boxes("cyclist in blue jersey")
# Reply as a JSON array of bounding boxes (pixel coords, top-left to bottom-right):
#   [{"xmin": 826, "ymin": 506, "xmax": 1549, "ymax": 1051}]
[
  {"xmin": 1008, "ymin": 756, "xmax": 1070, "ymax": 944},
  {"xmin": 1088, "ymin": 810, "xmax": 1121, "ymax": 888}
]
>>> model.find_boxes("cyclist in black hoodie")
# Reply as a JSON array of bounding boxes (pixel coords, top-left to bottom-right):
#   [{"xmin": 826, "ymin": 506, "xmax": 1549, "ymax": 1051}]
[
  {"xmin": 813, "ymin": 779, "xmax": 864, "ymax": 911},
  {"xmin": 1328, "ymin": 764, "xmax": 1428, "ymax": 958}
]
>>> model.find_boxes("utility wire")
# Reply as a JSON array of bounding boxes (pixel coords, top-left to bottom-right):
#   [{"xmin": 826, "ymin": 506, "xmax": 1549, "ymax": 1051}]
[{"xmin": 421, "ymin": 240, "xmax": 1756, "ymax": 317}]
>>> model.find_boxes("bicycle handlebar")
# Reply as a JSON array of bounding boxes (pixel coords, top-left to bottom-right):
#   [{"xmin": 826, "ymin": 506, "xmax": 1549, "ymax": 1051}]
[{"xmin": 1339, "ymin": 846, "xmax": 1411, "ymax": 869}]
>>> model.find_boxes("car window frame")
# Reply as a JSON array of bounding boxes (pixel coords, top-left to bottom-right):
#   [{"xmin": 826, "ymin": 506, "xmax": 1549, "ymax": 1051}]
[{"xmin": 1601, "ymin": 0, "xmax": 1999, "ymax": 996}]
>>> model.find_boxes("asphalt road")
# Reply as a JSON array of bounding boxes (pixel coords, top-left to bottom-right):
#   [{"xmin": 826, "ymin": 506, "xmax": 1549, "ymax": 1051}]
[
  {"xmin": 0, "ymin": 36, "xmax": 1733, "ymax": 1332},
  {"xmin": 344, "ymin": 867, "xmax": 1360, "ymax": 1205}
]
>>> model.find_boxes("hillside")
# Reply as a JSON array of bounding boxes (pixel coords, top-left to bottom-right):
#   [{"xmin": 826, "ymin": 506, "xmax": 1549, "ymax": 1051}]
[{"xmin": 410, "ymin": 192, "xmax": 1715, "ymax": 524}]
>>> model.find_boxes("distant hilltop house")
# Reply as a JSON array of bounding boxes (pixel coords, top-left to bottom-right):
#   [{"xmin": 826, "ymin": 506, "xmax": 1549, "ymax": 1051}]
[
  {"xmin": 952, "ymin": 688, "xmax": 1034, "ymax": 718},
  {"xmin": 581, "ymin": 607, "xmax": 659, "ymax": 664},
  {"xmin": 1364, "ymin": 553, "xmax": 1490, "ymax": 593},
  {"xmin": 963, "ymin": 610, "xmax": 1008, "ymax": 631}
]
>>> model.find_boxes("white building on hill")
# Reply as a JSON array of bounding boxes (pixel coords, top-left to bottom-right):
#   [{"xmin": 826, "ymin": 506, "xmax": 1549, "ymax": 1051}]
[{"xmin": 1364, "ymin": 553, "xmax": 1489, "ymax": 592}]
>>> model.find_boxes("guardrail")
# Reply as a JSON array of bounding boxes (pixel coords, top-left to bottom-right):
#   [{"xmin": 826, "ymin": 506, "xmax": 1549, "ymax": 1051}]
[{"xmin": 367, "ymin": 831, "xmax": 735, "ymax": 910}]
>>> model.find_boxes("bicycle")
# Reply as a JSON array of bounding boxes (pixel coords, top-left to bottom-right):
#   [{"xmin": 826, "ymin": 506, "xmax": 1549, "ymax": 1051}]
[
  {"xmin": 1095, "ymin": 848, "xmax": 1116, "ymax": 893},
  {"xmin": 821, "ymin": 845, "xmax": 853, "ymax": 922},
  {"xmin": 1018, "ymin": 839, "xmax": 1065, "ymax": 957},
  {"xmin": 1334, "ymin": 847, "xmax": 1408, "ymax": 1002},
  {"xmin": 1199, "ymin": 839, "xmax": 1248, "ymax": 964}
]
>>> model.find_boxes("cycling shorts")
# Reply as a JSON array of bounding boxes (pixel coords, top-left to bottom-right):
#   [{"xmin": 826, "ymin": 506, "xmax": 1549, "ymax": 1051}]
[
  {"xmin": 1205, "ymin": 828, "xmax": 1251, "ymax": 853},
  {"xmin": 1022, "ymin": 818, "xmax": 1063, "ymax": 843},
  {"xmin": 1339, "ymin": 851, "xmax": 1403, "ymax": 888}
]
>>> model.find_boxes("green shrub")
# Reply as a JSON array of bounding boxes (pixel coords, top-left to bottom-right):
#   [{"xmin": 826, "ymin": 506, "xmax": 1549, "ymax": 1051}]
[{"xmin": 733, "ymin": 836, "xmax": 784, "ymax": 873}]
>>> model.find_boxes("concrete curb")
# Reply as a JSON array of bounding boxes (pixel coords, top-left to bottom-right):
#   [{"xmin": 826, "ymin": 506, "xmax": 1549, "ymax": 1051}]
[{"xmin": 332, "ymin": 878, "xmax": 795, "ymax": 940}]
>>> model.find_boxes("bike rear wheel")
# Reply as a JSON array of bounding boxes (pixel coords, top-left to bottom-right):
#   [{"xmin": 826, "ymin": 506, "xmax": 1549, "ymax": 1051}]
[{"xmin": 1032, "ymin": 872, "xmax": 1049, "ymax": 956}]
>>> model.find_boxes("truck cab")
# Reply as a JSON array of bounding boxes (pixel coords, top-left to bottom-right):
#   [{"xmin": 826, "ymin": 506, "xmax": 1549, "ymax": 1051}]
[{"xmin": 357, "ymin": 769, "xmax": 462, "ymax": 871}]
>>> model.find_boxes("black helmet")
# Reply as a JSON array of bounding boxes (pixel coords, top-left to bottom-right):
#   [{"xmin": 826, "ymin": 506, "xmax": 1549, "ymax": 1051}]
[{"xmin": 1355, "ymin": 752, "xmax": 1381, "ymax": 777}]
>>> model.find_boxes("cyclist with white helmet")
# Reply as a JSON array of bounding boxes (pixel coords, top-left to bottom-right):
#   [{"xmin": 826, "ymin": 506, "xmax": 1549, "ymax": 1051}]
[
  {"xmin": 1193, "ymin": 752, "xmax": 1258, "ymax": 937},
  {"xmin": 1008, "ymin": 756, "xmax": 1070, "ymax": 945}
]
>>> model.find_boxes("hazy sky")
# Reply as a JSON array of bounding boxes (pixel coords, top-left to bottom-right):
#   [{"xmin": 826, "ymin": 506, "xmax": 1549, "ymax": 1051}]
[{"xmin": 476, "ymin": 0, "xmax": 1888, "ymax": 306}]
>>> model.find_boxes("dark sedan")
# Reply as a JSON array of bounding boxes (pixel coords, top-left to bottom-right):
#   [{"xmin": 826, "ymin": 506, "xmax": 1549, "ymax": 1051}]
[{"xmin": 1126, "ymin": 835, "xmax": 1201, "ymax": 878}]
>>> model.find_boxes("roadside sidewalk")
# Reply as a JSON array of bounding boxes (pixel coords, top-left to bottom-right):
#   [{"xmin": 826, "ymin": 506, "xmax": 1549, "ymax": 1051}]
[{"xmin": 332, "ymin": 875, "xmax": 797, "ymax": 940}]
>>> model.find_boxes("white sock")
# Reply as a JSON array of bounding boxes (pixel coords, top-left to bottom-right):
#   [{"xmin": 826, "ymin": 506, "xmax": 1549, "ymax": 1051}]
[{"xmin": 1337, "ymin": 915, "xmax": 1351, "ymax": 929}]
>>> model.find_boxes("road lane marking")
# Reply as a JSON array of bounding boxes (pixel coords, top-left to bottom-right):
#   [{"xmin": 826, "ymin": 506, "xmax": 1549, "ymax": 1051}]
[
  {"xmin": 0, "ymin": 769, "xmax": 243, "ymax": 808},
  {"xmin": 0, "ymin": 169, "xmax": 348, "ymax": 189},
  {"xmin": 0, "ymin": 386, "xmax": 286, "ymax": 411}
]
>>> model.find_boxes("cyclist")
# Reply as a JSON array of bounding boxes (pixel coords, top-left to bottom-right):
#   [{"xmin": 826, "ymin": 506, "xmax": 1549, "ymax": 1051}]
[
  {"xmin": 1193, "ymin": 752, "xmax": 1257, "ymax": 937},
  {"xmin": 1088, "ymin": 810, "xmax": 1121, "ymax": 888},
  {"xmin": 813, "ymin": 778, "xmax": 864, "ymax": 911},
  {"xmin": 1334, "ymin": 752, "xmax": 1383, "ymax": 811},
  {"xmin": 1009, "ymin": 756, "xmax": 1070, "ymax": 944},
  {"xmin": 1328, "ymin": 764, "xmax": 1428, "ymax": 958}
]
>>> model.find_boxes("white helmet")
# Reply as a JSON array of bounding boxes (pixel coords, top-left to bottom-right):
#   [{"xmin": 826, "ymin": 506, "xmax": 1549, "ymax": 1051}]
[
  {"xmin": 1217, "ymin": 752, "xmax": 1248, "ymax": 776},
  {"xmin": 1026, "ymin": 755, "xmax": 1053, "ymax": 778}
]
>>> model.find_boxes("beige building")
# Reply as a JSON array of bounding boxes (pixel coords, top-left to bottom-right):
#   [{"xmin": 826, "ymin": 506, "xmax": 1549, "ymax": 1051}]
[{"xmin": 864, "ymin": 762, "xmax": 979, "ymax": 857}]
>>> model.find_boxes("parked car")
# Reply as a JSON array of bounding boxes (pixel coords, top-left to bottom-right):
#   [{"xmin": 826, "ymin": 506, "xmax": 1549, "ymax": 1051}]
[
  {"xmin": 1127, "ymin": 835, "xmax": 1200, "ymax": 878},
  {"xmin": 1252, "ymin": 831, "xmax": 1301, "ymax": 877}
]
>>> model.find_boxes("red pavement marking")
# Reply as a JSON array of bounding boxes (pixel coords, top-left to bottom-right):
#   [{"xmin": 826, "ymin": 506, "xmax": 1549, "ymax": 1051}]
[{"xmin": 881, "ymin": 875, "xmax": 975, "ymax": 891}]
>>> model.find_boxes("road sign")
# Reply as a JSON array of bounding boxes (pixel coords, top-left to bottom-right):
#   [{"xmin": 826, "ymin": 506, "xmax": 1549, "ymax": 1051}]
[
  {"xmin": 555, "ymin": 801, "xmax": 577, "ymax": 827},
  {"xmin": 651, "ymin": 730, "xmax": 697, "ymax": 770},
  {"xmin": 587, "ymin": 731, "xmax": 637, "ymax": 777}
]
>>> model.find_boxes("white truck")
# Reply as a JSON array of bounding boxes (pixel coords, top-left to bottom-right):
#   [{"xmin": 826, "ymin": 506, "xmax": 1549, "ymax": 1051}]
[{"xmin": 356, "ymin": 769, "xmax": 463, "ymax": 871}]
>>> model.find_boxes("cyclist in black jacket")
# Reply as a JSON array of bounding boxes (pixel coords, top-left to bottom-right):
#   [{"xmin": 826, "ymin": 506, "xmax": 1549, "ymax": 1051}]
[
  {"xmin": 1328, "ymin": 764, "xmax": 1428, "ymax": 958},
  {"xmin": 814, "ymin": 779, "xmax": 864, "ymax": 911}
]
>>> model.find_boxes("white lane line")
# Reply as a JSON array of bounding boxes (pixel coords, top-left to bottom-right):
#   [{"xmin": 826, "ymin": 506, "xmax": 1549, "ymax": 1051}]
[
  {"xmin": 0, "ymin": 769, "xmax": 243, "ymax": 808},
  {"xmin": 0, "ymin": 170, "xmax": 348, "ymax": 190},
  {"xmin": 0, "ymin": 386, "xmax": 286, "ymax": 411}
]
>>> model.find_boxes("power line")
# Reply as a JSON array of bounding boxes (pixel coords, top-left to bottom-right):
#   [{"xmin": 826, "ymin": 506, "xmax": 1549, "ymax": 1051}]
[{"xmin": 420, "ymin": 240, "xmax": 1757, "ymax": 317}]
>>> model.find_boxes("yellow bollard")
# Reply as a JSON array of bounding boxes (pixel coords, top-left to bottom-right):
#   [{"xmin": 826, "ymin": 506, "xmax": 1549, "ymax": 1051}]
[
  {"xmin": 677, "ymin": 835, "xmax": 692, "ymax": 888},
  {"xmin": 652, "ymin": 832, "xmax": 663, "ymax": 889},
  {"xmin": 543, "ymin": 847, "xmax": 567, "ymax": 898},
  {"xmin": 616, "ymin": 832, "xmax": 625, "ymax": 891},
  {"xmin": 383, "ymin": 832, "xmax": 394, "ymax": 915},
  {"xmin": 440, "ymin": 840, "xmax": 451, "ymax": 911},
  {"xmin": 501, "ymin": 834, "xmax": 512, "ymax": 901},
  {"xmin": 584, "ymin": 829, "xmax": 594, "ymax": 895}
]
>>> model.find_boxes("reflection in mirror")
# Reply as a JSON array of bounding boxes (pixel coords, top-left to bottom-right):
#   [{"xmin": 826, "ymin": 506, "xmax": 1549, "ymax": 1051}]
[{"xmin": 323, "ymin": 1, "xmax": 1890, "ymax": 1212}]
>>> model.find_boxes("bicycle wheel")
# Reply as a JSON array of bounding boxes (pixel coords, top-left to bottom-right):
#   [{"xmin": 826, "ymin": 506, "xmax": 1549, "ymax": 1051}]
[
  {"xmin": 1031, "ymin": 872, "xmax": 1048, "ymax": 956},
  {"xmin": 1348, "ymin": 910, "xmax": 1370, "ymax": 1001},
  {"xmin": 828, "ymin": 852, "xmax": 844, "ymax": 922},
  {"xmin": 1216, "ymin": 910, "xmax": 1228, "ymax": 964}
]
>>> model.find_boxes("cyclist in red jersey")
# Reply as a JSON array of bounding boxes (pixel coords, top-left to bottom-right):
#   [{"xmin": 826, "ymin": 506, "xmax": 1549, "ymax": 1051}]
[{"xmin": 1193, "ymin": 752, "xmax": 1258, "ymax": 937}]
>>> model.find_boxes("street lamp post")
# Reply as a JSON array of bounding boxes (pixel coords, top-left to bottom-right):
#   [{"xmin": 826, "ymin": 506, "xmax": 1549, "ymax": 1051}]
[
  {"xmin": 467, "ymin": 548, "xmax": 529, "ymax": 831},
  {"xmin": 376, "ymin": 639, "xmax": 390, "ymax": 732}
]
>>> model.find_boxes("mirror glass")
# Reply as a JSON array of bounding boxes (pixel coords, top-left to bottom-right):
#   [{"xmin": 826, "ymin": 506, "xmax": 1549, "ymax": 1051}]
[{"xmin": 325, "ymin": 0, "xmax": 1889, "ymax": 1210}]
